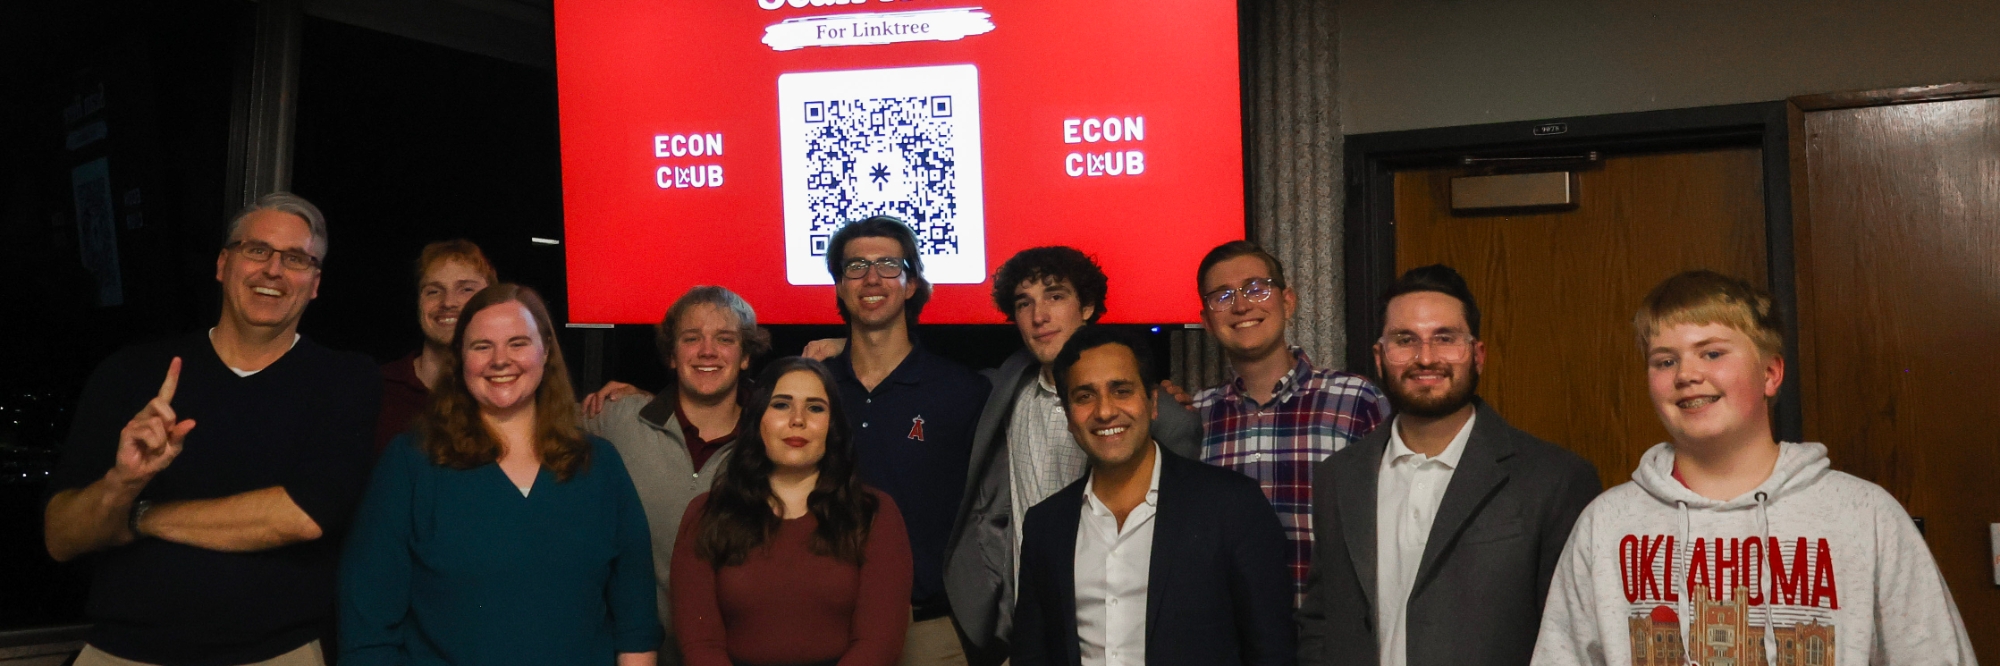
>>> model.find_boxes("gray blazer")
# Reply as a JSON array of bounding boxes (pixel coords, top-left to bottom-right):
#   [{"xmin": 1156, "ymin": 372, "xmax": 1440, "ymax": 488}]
[
  {"xmin": 1296, "ymin": 398, "xmax": 1599, "ymax": 666},
  {"xmin": 942, "ymin": 349, "xmax": 1200, "ymax": 655},
  {"xmin": 582, "ymin": 395, "xmax": 733, "ymax": 666}
]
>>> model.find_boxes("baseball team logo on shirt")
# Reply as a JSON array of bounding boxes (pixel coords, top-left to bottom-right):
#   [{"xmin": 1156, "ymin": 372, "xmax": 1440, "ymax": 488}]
[{"xmin": 908, "ymin": 415, "xmax": 925, "ymax": 441}]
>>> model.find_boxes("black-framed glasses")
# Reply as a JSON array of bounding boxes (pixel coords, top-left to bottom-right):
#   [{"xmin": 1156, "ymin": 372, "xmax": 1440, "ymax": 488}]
[
  {"xmin": 1379, "ymin": 332, "xmax": 1475, "ymax": 364},
  {"xmin": 1202, "ymin": 277, "xmax": 1280, "ymax": 311},
  {"xmin": 841, "ymin": 257, "xmax": 907, "ymax": 280},
  {"xmin": 226, "ymin": 241, "xmax": 320, "ymax": 272}
]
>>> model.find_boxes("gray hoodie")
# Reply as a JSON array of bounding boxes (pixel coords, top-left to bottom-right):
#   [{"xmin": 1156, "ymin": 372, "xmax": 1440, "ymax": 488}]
[{"xmin": 1532, "ymin": 442, "xmax": 1976, "ymax": 666}]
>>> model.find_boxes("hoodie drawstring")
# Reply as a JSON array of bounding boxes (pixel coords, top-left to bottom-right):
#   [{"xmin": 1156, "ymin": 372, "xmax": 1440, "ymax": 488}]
[
  {"xmin": 1674, "ymin": 494, "xmax": 1782, "ymax": 666},
  {"xmin": 1676, "ymin": 501, "xmax": 1695, "ymax": 666},
  {"xmin": 1755, "ymin": 491, "xmax": 1777, "ymax": 666}
]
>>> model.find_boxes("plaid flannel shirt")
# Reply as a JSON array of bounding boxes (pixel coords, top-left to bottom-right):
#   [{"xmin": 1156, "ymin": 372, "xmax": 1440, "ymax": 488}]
[{"xmin": 1192, "ymin": 347, "xmax": 1388, "ymax": 606}]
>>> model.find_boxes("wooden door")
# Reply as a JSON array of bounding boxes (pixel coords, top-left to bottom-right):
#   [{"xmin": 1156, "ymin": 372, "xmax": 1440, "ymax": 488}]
[
  {"xmin": 1795, "ymin": 95, "xmax": 2000, "ymax": 654},
  {"xmin": 1392, "ymin": 148, "xmax": 1769, "ymax": 488}
]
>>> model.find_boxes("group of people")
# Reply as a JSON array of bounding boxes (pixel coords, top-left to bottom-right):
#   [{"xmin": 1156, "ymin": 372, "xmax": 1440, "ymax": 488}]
[{"xmin": 42, "ymin": 192, "xmax": 1975, "ymax": 666}]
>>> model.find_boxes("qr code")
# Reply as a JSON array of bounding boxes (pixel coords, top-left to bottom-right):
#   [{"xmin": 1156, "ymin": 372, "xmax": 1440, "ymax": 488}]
[
  {"xmin": 803, "ymin": 95, "xmax": 961, "ymax": 255},
  {"xmin": 780, "ymin": 66, "xmax": 986, "ymax": 286}
]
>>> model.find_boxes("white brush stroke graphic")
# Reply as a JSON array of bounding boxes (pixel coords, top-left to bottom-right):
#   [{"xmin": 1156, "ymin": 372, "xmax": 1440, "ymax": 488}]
[{"xmin": 763, "ymin": 8, "xmax": 995, "ymax": 51}]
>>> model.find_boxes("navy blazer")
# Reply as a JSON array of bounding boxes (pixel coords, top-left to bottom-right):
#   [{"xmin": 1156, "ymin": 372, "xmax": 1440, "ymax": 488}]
[{"xmin": 1011, "ymin": 446, "xmax": 1295, "ymax": 666}]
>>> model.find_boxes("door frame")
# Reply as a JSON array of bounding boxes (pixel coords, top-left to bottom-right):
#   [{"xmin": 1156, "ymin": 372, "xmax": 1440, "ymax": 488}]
[{"xmin": 1341, "ymin": 102, "xmax": 1802, "ymax": 441}]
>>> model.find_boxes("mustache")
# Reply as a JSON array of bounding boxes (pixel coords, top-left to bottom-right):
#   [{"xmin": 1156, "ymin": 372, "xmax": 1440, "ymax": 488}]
[{"xmin": 1397, "ymin": 361, "xmax": 1457, "ymax": 379}]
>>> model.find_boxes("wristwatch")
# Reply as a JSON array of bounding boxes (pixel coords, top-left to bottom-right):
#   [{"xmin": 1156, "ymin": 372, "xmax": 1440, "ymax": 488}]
[{"xmin": 129, "ymin": 500, "xmax": 153, "ymax": 537}]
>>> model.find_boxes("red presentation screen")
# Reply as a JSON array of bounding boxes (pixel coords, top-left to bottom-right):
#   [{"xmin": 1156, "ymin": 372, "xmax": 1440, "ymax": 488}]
[{"xmin": 555, "ymin": 0, "xmax": 1244, "ymax": 324}]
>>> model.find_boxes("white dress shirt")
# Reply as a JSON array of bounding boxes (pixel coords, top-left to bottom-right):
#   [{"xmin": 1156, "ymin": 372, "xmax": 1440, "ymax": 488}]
[
  {"xmin": 1075, "ymin": 442, "xmax": 1161, "ymax": 666},
  {"xmin": 1374, "ymin": 413, "xmax": 1475, "ymax": 666}
]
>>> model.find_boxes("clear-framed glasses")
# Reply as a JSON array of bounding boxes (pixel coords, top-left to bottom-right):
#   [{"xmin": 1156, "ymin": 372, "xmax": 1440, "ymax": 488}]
[
  {"xmin": 1379, "ymin": 332, "xmax": 1475, "ymax": 364},
  {"xmin": 841, "ymin": 257, "xmax": 907, "ymax": 280},
  {"xmin": 1202, "ymin": 277, "xmax": 1281, "ymax": 312},
  {"xmin": 226, "ymin": 241, "xmax": 320, "ymax": 272}
]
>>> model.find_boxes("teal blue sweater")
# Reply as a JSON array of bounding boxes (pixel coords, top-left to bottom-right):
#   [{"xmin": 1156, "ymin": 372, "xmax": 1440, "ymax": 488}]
[{"xmin": 340, "ymin": 434, "xmax": 662, "ymax": 665}]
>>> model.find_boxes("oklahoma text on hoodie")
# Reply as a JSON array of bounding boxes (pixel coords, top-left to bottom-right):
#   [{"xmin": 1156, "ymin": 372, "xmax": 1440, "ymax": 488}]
[{"xmin": 1532, "ymin": 442, "xmax": 1976, "ymax": 666}]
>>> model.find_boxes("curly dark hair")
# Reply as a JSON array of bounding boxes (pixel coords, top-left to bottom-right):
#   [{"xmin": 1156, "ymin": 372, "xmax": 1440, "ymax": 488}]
[
  {"xmin": 989, "ymin": 246, "xmax": 1108, "ymax": 323},
  {"xmin": 693, "ymin": 357, "xmax": 879, "ymax": 566}
]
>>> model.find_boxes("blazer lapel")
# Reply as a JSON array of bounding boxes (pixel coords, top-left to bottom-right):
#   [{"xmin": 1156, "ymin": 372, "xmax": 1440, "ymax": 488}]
[
  {"xmin": 1410, "ymin": 403, "xmax": 1514, "ymax": 596},
  {"xmin": 1142, "ymin": 451, "xmax": 1185, "ymax": 648},
  {"xmin": 1045, "ymin": 484, "xmax": 1086, "ymax": 666},
  {"xmin": 1336, "ymin": 430, "xmax": 1388, "ymax": 612}
]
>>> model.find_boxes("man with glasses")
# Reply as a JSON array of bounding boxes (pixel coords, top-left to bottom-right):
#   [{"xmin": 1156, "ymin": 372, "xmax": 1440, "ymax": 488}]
[
  {"xmin": 1295, "ymin": 264, "xmax": 1598, "ymax": 666},
  {"xmin": 821, "ymin": 216, "xmax": 992, "ymax": 666},
  {"xmin": 1189, "ymin": 240, "xmax": 1388, "ymax": 606},
  {"xmin": 45, "ymin": 193, "xmax": 380, "ymax": 666}
]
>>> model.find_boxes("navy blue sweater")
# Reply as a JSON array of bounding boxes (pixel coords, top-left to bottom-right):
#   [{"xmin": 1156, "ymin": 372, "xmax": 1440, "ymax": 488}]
[{"xmin": 48, "ymin": 331, "xmax": 380, "ymax": 665}]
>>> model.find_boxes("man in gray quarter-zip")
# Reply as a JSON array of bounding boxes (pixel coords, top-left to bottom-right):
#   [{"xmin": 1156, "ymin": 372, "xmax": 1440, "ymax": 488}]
[{"xmin": 582, "ymin": 285, "xmax": 770, "ymax": 666}]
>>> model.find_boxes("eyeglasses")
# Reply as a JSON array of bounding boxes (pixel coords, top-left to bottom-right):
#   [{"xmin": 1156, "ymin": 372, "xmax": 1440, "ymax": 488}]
[
  {"xmin": 1379, "ymin": 332, "xmax": 1475, "ymax": 364},
  {"xmin": 841, "ymin": 257, "xmax": 907, "ymax": 280},
  {"xmin": 226, "ymin": 241, "xmax": 320, "ymax": 272},
  {"xmin": 1202, "ymin": 277, "xmax": 1281, "ymax": 312}
]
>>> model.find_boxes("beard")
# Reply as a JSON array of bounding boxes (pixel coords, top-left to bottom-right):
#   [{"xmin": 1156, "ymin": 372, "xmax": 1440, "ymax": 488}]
[{"xmin": 1384, "ymin": 364, "xmax": 1479, "ymax": 418}]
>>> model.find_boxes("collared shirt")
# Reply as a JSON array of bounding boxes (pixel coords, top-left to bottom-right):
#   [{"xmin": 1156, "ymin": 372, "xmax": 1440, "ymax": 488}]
[
  {"xmin": 1192, "ymin": 346, "xmax": 1387, "ymax": 604},
  {"xmin": 671, "ymin": 397, "xmax": 739, "ymax": 472},
  {"xmin": 1075, "ymin": 442, "xmax": 1162, "ymax": 666},
  {"xmin": 1374, "ymin": 413, "xmax": 1476, "ymax": 666},
  {"xmin": 828, "ymin": 343, "xmax": 991, "ymax": 611},
  {"xmin": 1008, "ymin": 372, "xmax": 1089, "ymax": 557}
]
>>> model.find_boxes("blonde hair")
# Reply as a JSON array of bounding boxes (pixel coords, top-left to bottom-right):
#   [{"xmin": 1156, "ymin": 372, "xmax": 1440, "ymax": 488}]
[{"xmin": 1633, "ymin": 270, "xmax": 1784, "ymax": 360}]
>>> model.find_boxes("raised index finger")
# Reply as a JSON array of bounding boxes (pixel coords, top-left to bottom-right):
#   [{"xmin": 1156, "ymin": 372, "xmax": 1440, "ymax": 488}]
[{"xmin": 158, "ymin": 357, "xmax": 183, "ymax": 402}]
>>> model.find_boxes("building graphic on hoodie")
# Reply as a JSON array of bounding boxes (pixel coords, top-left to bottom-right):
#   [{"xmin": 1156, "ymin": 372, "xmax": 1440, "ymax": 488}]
[
  {"xmin": 1620, "ymin": 533, "xmax": 1841, "ymax": 666},
  {"xmin": 1625, "ymin": 582, "xmax": 1837, "ymax": 666},
  {"xmin": 1531, "ymin": 442, "xmax": 1976, "ymax": 666}
]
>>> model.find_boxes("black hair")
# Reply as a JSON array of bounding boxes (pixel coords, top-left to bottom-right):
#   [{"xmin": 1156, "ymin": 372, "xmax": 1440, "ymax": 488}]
[
  {"xmin": 694, "ymin": 357, "xmax": 878, "ymax": 566},
  {"xmin": 1379, "ymin": 264, "xmax": 1481, "ymax": 337},
  {"xmin": 1194, "ymin": 240, "xmax": 1287, "ymax": 293},
  {"xmin": 824, "ymin": 216, "xmax": 931, "ymax": 329},
  {"xmin": 1050, "ymin": 325, "xmax": 1159, "ymax": 406},
  {"xmin": 990, "ymin": 246, "xmax": 1108, "ymax": 323}
]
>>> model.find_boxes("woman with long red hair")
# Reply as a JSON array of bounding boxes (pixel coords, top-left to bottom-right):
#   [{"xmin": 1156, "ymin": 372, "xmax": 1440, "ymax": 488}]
[{"xmin": 340, "ymin": 284, "xmax": 659, "ymax": 665}]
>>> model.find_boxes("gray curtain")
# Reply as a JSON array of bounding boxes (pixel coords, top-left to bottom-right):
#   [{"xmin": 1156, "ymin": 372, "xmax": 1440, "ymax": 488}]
[{"xmin": 1172, "ymin": 0, "xmax": 1348, "ymax": 393}]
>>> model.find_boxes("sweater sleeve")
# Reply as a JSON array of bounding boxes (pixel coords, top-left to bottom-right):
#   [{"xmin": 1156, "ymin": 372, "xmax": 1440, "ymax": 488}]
[
  {"xmin": 603, "ymin": 444, "xmax": 665, "ymax": 654},
  {"xmin": 840, "ymin": 492, "xmax": 913, "ymax": 666},
  {"xmin": 670, "ymin": 495, "xmax": 731, "ymax": 666},
  {"xmin": 286, "ymin": 353, "xmax": 380, "ymax": 538},
  {"xmin": 339, "ymin": 435, "xmax": 421, "ymax": 666},
  {"xmin": 1529, "ymin": 502, "xmax": 1605, "ymax": 666},
  {"xmin": 1866, "ymin": 488, "xmax": 1977, "ymax": 664}
]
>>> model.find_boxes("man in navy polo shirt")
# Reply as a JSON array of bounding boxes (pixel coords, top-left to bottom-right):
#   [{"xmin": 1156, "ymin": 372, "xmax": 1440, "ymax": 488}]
[{"xmin": 822, "ymin": 216, "xmax": 991, "ymax": 666}]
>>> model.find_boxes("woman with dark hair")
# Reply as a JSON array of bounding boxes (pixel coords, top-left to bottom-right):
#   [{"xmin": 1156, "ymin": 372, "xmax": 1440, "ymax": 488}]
[
  {"xmin": 671, "ymin": 357, "xmax": 911, "ymax": 666},
  {"xmin": 340, "ymin": 284, "xmax": 660, "ymax": 666}
]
